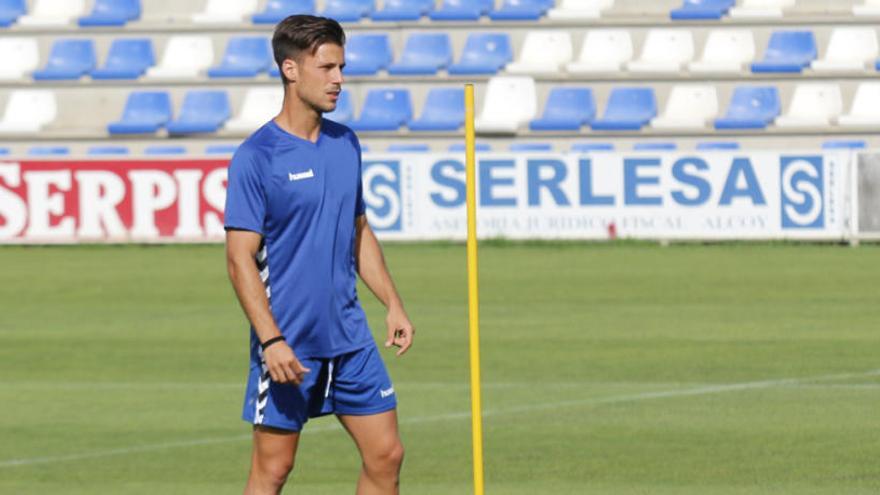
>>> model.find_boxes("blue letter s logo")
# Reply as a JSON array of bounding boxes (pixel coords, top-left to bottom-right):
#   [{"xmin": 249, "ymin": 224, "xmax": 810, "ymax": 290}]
[{"xmin": 780, "ymin": 156, "xmax": 824, "ymax": 229}]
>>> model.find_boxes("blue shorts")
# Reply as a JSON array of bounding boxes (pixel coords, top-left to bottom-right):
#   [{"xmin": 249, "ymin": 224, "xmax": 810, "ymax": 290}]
[{"xmin": 241, "ymin": 343, "xmax": 397, "ymax": 432}]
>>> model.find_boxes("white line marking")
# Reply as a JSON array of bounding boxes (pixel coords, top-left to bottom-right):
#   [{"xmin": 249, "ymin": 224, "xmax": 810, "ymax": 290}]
[{"xmin": 1, "ymin": 369, "xmax": 878, "ymax": 469}]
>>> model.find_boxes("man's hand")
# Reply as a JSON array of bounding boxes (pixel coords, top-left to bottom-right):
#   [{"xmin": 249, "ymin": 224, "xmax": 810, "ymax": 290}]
[
  {"xmin": 384, "ymin": 305, "xmax": 415, "ymax": 356},
  {"xmin": 263, "ymin": 341, "xmax": 311, "ymax": 385}
]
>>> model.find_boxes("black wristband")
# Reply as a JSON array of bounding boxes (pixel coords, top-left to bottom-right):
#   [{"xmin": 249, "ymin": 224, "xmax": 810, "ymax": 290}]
[{"xmin": 261, "ymin": 336, "xmax": 285, "ymax": 351}]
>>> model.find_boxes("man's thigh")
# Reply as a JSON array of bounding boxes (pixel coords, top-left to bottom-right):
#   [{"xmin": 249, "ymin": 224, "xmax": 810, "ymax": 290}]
[{"xmin": 337, "ymin": 409, "xmax": 401, "ymax": 456}]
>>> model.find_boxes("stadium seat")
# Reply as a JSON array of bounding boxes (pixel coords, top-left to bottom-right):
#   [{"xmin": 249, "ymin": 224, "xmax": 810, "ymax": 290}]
[
  {"xmin": 571, "ymin": 142, "xmax": 614, "ymax": 152},
  {"xmin": 627, "ymin": 29, "xmax": 694, "ymax": 73},
  {"xmin": 18, "ymin": 0, "xmax": 84, "ymax": 25},
  {"xmin": 529, "ymin": 87, "xmax": 595, "ymax": 131},
  {"xmin": 853, "ymin": 0, "xmax": 880, "ymax": 16},
  {"xmin": 32, "ymin": 39, "xmax": 96, "ymax": 81},
  {"xmin": 166, "ymin": 90, "xmax": 231, "ymax": 134},
  {"xmin": 811, "ymin": 28, "xmax": 878, "ymax": 73},
  {"xmin": 547, "ymin": 0, "xmax": 614, "ymax": 20},
  {"xmin": 88, "ymin": 145, "xmax": 130, "ymax": 155},
  {"xmin": 107, "ymin": 91, "xmax": 173, "ymax": 134},
  {"xmin": 475, "ymin": 76, "xmax": 537, "ymax": 134},
  {"xmin": 670, "ymin": 0, "xmax": 734, "ymax": 19},
  {"xmin": 689, "ymin": 29, "xmax": 755, "ymax": 73},
  {"xmin": 387, "ymin": 143, "xmax": 430, "ymax": 152},
  {"xmin": 775, "ymin": 84, "xmax": 842, "ymax": 128},
  {"xmin": 344, "ymin": 34, "xmax": 392, "ymax": 76},
  {"xmin": 324, "ymin": 89, "xmax": 354, "ymax": 123},
  {"xmin": 321, "ymin": 0, "xmax": 374, "ymax": 22},
  {"xmin": 429, "ymin": 0, "xmax": 492, "ymax": 20},
  {"xmin": 507, "ymin": 31, "xmax": 573, "ymax": 74},
  {"xmin": 91, "ymin": 38, "xmax": 154, "ymax": 80},
  {"xmin": 409, "ymin": 88, "xmax": 464, "ymax": 131},
  {"xmin": 566, "ymin": 30, "xmax": 633, "ymax": 74},
  {"xmin": 633, "ymin": 142, "xmax": 677, "ymax": 151},
  {"xmin": 252, "ymin": 0, "xmax": 314, "ymax": 23},
  {"xmin": 0, "ymin": 0, "xmax": 26, "ymax": 27},
  {"xmin": 838, "ymin": 82, "xmax": 880, "ymax": 127},
  {"xmin": 193, "ymin": 0, "xmax": 258, "ymax": 23},
  {"xmin": 208, "ymin": 37, "xmax": 272, "ymax": 78},
  {"xmin": 489, "ymin": 0, "xmax": 554, "ymax": 20},
  {"xmin": 0, "ymin": 147, "xmax": 10, "ymax": 155},
  {"xmin": 652, "ymin": 85, "xmax": 718, "ymax": 129},
  {"xmin": 729, "ymin": 0, "xmax": 795, "ymax": 18},
  {"xmin": 145, "ymin": 145, "xmax": 186, "ymax": 155},
  {"xmin": 591, "ymin": 87, "xmax": 657, "ymax": 131},
  {"xmin": 388, "ymin": 33, "xmax": 451, "ymax": 75},
  {"xmin": 146, "ymin": 36, "xmax": 214, "ymax": 79},
  {"xmin": 79, "ymin": 0, "xmax": 140, "ymax": 26},
  {"xmin": 696, "ymin": 141, "xmax": 740, "ymax": 150},
  {"xmin": 225, "ymin": 87, "xmax": 283, "ymax": 132},
  {"xmin": 205, "ymin": 144, "xmax": 239, "ymax": 154},
  {"xmin": 372, "ymin": 0, "xmax": 433, "ymax": 21},
  {"xmin": 0, "ymin": 37, "xmax": 39, "ymax": 80},
  {"xmin": 448, "ymin": 33, "xmax": 512, "ymax": 75},
  {"xmin": 449, "ymin": 143, "xmax": 491, "ymax": 152},
  {"xmin": 28, "ymin": 146, "xmax": 69, "ymax": 156},
  {"xmin": 751, "ymin": 31, "xmax": 817, "ymax": 73},
  {"xmin": 350, "ymin": 89, "xmax": 412, "ymax": 131},
  {"xmin": 0, "ymin": 90, "xmax": 56, "ymax": 133},
  {"xmin": 510, "ymin": 142, "xmax": 553, "ymax": 152},
  {"xmin": 822, "ymin": 139, "xmax": 866, "ymax": 149},
  {"xmin": 714, "ymin": 86, "xmax": 780, "ymax": 129}
]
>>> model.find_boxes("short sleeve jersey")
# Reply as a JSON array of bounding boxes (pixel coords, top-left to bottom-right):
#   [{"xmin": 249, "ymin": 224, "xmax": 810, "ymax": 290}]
[{"xmin": 224, "ymin": 119, "xmax": 373, "ymax": 359}]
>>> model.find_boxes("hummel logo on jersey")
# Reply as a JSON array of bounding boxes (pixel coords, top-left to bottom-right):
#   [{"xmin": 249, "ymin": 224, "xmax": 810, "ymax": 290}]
[
  {"xmin": 288, "ymin": 169, "xmax": 315, "ymax": 181},
  {"xmin": 380, "ymin": 386, "xmax": 395, "ymax": 398}
]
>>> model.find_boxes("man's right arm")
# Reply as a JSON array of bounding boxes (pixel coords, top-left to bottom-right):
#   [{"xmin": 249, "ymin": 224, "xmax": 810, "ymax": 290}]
[{"xmin": 226, "ymin": 229, "xmax": 310, "ymax": 385}]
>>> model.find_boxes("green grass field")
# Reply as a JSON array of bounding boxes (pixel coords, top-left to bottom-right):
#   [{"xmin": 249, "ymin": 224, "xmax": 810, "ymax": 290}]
[{"xmin": 1, "ymin": 242, "xmax": 879, "ymax": 494}]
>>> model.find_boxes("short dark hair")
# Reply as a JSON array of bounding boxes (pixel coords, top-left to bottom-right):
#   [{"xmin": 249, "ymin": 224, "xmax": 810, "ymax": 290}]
[{"xmin": 272, "ymin": 15, "xmax": 345, "ymax": 83}]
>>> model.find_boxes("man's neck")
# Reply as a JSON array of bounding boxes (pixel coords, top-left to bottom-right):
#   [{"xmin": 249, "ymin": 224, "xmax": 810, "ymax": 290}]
[{"xmin": 274, "ymin": 91, "xmax": 322, "ymax": 143}]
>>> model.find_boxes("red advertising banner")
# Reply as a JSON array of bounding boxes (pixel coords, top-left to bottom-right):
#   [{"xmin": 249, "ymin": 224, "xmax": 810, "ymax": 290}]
[{"xmin": 0, "ymin": 159, "xmax": 229, "ymax": 243}]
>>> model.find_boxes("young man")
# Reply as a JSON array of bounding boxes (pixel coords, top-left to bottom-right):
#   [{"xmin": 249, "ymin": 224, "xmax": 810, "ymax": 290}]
[{"xmin": 223, "ymin": 15, "xmax": 415, "ymax": 495}]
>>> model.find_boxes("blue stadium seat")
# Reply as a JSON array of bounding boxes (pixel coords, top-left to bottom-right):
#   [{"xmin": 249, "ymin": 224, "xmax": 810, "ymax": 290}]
[
  {"xmin": 430, "ymin": 0, "xmax": 491, "ymax": 20},
  {"xmin": 714, "ymin": 86, "xmax": 780, "ymax": 129},
  {"xmin": 875, "ymin": 59, "xmax": 880, "ymax": 71},
  {"xmin": 350, "ymin": 89, "xmax": 412, "ymax": 131},
  {"xmin": 591, "ymin": 88, "xmax": 657, "ymax": 131},
  {"xmin": 571, "ymin": 142, "xmax": 615, "ymax": 152},
  {"xmin": 696, "ymin": 141, "xmax": 741, "ymax": 150},
  {"xmin": 449, "ymin": 142, "xmax": 491, "ymax": 152},
  {"xmin": 32, "ymin": 39, "xmax": 96, "ymax": 80},
  {"xmin": 510, "ymin": 142, "xmax": 553, "ymax": 152},
  {"xmin": 28, "ymin": 146, "xmax": 69, "ymax": 156},
  {"xmin": 530, "ymin": 88, "xmax": 595, "ymax": 131},
  {"xmin": 409, "ymin": 88, "xmax": 464, "ymax": 131},
  {"xmin": 388, "ymin": 33, "xmax": 451, "ymax": 75},
  {"xmin": 205, "ymin": 144, "xmax": 240, "ymax": 154},
  {"xmin": 91, "ymin": 38, "xmax": 154, "ymax": 80},
  {"xmin": 344, "ymin": 34, "xmax": 392, "ymax": 75},
  {"xmin": 448, "ymin": 33, "xmax": 512, "ymax": 75},
  {"xmin": 145, "ymin": 145, "xmax": 186, "ymax": 155},
  {"xmin": 88, "ymin": 145, "xmax": 130, "ymax": 155},
  {"xmin": 0, "ymin": 147, "xmax": 9, "ymax": 155},
  {"xmin": 822, "ymin": 139, "xmax": 867, "ymax": 149},
  {"xmin": 372, "ymin": 0, "xmax": 433, "ymax": 21},
  {"xmin": 633, "ymin": 142, "xmax": 677, "ymax": 151},
  {"xmin": 489, "ymin": 0, "xmax": 553, "ymax": 21},
  {"xmin": 252, "ymin": 0, "xmax": 314, "ymax": 24},
  {"xmin": 324, "ymin": 89, "xmax": 354, "ymax": 123},
  {"xmin": 751, "ymin": 31, "xmax": 817, "ymax": 73},
  {"xmin": 79, "ymin": 0, "xmax": 140, "ymax": 26},
  {"xmin": 388, "ymin": 143, "xmax": 430, "ymax": 152},
  {"xmin": 0, "ymin": 0, "xmax": 26, "ymax": 27},
  {"xmin": 670, "ymin": 0, "xmax": 734, "ymax": 20},
  {"xmin": 166, "ymin": 90, "xmax": 231, "ymax": 134},
  {"xmin": 321, "ymin": 0, "xmax": 373, "ymax": 22},
  {"xmin": 208, "ymin": 37, "xmax": 272, "ymax": 78},
  {"xmin": 108, "ymin": 91, "xmax": 173, "ymax": 134}
]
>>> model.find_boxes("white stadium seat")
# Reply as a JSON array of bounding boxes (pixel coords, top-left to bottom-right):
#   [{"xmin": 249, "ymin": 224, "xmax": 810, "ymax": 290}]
[
  {"xmin": 627, "ymin": 29, "xmax": 694, "ymax": 73},
  {"xmin": 652, "ymin": 85, "xmax": 719, "ymax": 129},
  {"xmin": 689, "ymin": 29, "xmax": 756, "ymax": 73},
  {"xmin": 146, "ymin": 36, "xmax": 215, "ymax": 79},
  {"xmin": 566, "ymin": 30, "xmax": 633, "ymax": 74},
  {"xmin": 547, "ymin": 0, "xmax": 615, "ymax": 20},
  {"xmin": 507, "ymin": 31, "xmax": 573, "ymax": 74},
  {"xmin": 838, "ymin": 83, "xmax": 880, "ymax": 127},
  {"xmin": 192, "ymin": 0, "xmax": 259, "ymax": 24},
  {"xmin": 775, "ymin": 84, "xmax": 842, "ymax": 128},
  {"xmin": 729, "ymin": 0, "xmax": 796, "ymax": 18},
  {"xmin": 811, "ymin": 28, "xmax": 878, "ymax": 73},
  {"xmin": 17, "ymin": 0, "xmax": 85, "ymax": 26},
  {"xmin": 0, "ymin": 90, "xmax": 57, "ymax": 133},
  {"xmin": 225, "ymin": 87, "xmax": 284, "ymax": 133},
  {"xmin": 853, "ymin": 0, "xmax": 880, "ymax": 16},
  {"xmin": 475, "ymin": 76, "xmax": 537, "ymax": 134},
  {"xmin": 0, "ymin": 38, "xmax": 39, "ymax": 80}
]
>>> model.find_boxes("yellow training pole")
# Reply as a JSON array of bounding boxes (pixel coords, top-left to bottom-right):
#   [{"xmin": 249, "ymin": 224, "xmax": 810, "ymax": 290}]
[{"xmin": 464, "ymin": 83, "xmax": 485, "ymax": 495}]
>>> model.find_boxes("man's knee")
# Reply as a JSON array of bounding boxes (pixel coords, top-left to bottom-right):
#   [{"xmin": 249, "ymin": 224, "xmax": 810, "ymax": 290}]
[
  {"xmin": 365, "ymin": 439, "xmax": 405, "ymax": 476},
  {"xmin": 252, "ymin": 457, "xmax": 295, "ymax": 488}
]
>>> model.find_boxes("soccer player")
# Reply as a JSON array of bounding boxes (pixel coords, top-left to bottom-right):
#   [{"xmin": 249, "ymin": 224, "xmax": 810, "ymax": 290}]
[{"xmin": 223, "ymin": 15, "xmax": 415, "ymax": 495}]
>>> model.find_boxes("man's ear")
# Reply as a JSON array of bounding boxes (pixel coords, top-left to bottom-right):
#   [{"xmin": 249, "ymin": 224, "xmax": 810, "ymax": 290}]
[{"xmin": 282, "ymin": 58, "xmax": 298, "ymax": 83}]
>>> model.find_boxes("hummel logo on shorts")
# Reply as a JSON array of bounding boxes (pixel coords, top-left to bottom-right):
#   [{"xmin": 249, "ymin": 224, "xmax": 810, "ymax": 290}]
[
  {"xmin": 380, "ymin": 386, "xmax": 395, "ymax": 398},
  {"xmin": 288, "ymin": 169, "xmax": 315, "ymax": 181}
]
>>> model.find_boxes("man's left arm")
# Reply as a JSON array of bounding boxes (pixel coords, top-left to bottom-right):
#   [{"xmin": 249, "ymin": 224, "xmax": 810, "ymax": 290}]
[{"xmin": 354, "ymin": 214, "xmax": 414, "ymax": 356}]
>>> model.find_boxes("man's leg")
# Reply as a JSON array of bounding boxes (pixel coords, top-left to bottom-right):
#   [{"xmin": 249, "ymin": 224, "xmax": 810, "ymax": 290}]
[
  {"xmin": 338, "ymin": 410, "xmax": 404, "ymax": 495},
  {"xmin": 244, "ymin": 425, "xmax": 301, "ymax": 495}
]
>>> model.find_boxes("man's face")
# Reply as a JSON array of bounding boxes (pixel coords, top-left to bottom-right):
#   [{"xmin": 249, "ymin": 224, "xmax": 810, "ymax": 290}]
[{"xmin": 286, "ymin": 42, "xmax": 345, "ymax": 114}]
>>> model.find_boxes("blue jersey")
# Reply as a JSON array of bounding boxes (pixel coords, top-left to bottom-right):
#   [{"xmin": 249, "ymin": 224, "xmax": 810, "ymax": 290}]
[{"xmin": 224, "ymin": 119, "xmax": 374, "ymax": 359}]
